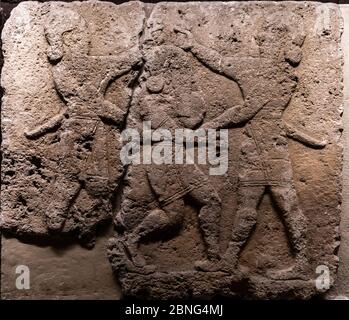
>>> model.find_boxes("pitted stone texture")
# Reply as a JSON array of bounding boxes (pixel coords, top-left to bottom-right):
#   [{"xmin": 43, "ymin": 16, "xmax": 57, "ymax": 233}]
[
  {"xmin": 1, "ymin": 1, "xmax": 145, "ymax": 248},
  {"xmin": 1, "ymin": 1, "xmax": 343, "ymax": 299},
  {"xmin": 108, "ymin": 1, "xmax": 343, "ymax": 299}
]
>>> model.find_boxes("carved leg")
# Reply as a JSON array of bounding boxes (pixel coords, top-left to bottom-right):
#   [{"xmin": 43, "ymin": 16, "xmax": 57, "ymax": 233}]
[
  {"xmin": 188, "ymin": 182, "xmax": 222, "ymax": 271},
  {"xmin": 45, "ymin": 177, "xmax": 81, "ymax": 231},
  {"xmin": 223, "ymin": 185, "xmax": 265, "ymax": 272},
  {"xmin": 45, "ymin": 122, "xmax": 88, "ymax": 231},
  {"xmin": 268, "ymin": 184, "xmax": 309, "ymax": 280},
  {"xmin": 125, "ymin": 201, "xmax": 185, "ymax": 270}
]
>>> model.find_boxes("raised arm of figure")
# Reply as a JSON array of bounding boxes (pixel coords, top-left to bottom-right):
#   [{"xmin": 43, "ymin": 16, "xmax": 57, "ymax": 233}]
[
  {"xmin": 96, "ymin": 47, "xmax": 143, "ymax": 94},
  {"xmin": 94, "ymin": 47, "xmax": 143, "ymax": 125},
  {"xmin": 201, "ymin": 102, "xmax": 266, "ymax": 130},
  {"xmin": 173, "ymin": 27, "xmax": 239, "ymax": 82}
]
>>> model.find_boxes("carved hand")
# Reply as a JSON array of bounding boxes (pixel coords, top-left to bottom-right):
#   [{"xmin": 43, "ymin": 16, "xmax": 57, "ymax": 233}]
[
  {"xmin": 201, "ymin": 120, "xmax": 218, "ymax": 131},
  {"xmin": 173, "ymin": 26, "xmax": 194, "ymax": 51},
  {"xmin": 127, "ymin": 46, "xmax": 143, "ymax": 68},
  {"xmin": 98, "ymin": 100, "xmax": 126, "ymax": 126}
]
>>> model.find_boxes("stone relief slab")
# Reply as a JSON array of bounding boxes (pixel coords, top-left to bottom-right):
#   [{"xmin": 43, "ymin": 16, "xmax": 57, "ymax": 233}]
[
  {"xmin": 1, "ymin": 0, "xmax": 145, "ymax": 247},
  {"xmin": 1, "ymin": 1, "xmax": 343, "ymax": 299}
]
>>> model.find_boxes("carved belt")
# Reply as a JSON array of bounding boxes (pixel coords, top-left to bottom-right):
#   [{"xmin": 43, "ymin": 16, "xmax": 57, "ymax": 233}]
[
  {"xmin": 68, "ymin": 115, "xmax": 100, "ymax": 121},
  {"xmin": 239, "ymin": 179, "xmax": 293, "ymax": 187},
  {"xmin": 160, "ymin": 179, "xmax": 204, "ymax": 207}
]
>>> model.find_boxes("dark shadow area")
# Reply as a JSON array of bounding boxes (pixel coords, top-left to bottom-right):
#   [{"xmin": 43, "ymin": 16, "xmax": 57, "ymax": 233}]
[{"xmin": 1, "ymin": 217, "xmax": 112, "ymax": 251}]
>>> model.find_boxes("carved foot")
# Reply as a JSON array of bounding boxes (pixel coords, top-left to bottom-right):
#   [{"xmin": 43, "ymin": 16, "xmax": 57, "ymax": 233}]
[
  {"xmin": 125, "ymin": 239, "xmax": 148, "ymax": 268},
  {"xmin": 196, "ymin": 241, "xmax": 246, "ymax": 274},
  {"xmin": 111, "ymin": 239, "xmax": 157, "ymax": 274},
  {"xmin": 194, "ymin": 259, "xmax": 221, "ymax": 272},
  {"xmin": 125, "ymin": 261, "xmax": 157, "ymax": 275},
  {"xmin": 131, "ymin": 252, "xmax": 148, "ymax": 269},
  {"xmin": 221, "ymin": 241, "xmax": 240, "ymax": 270}
]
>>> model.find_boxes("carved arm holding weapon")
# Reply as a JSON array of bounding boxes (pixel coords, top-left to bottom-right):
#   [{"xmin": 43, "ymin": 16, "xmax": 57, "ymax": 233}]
[{"xmin": 173, "ymin": 27, "xmax": 327, "ymax": 149}]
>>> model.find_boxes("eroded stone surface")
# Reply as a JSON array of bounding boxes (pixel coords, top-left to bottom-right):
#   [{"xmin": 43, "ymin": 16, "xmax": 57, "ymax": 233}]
[
  {"xmin": 1, "ymin": 0, "xmax": 145, "ymax": 248},
  {"xmin": 1, "ymin": 1, "xmax": 343, "ymax": 299}
]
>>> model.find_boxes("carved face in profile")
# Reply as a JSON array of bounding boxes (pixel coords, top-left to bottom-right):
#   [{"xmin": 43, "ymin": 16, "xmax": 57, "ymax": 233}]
[
  {"xmin": 143, "ymin": 18, "xmax": 166, "ymax": 48},
  {"xmin": 254, "ymin": 12, "xmax": 305, "ymax": 65},
  {"xmin": 44, "ymin": 8, "xmax": 90, "ymax": 63},
  {"xmin": 143, "ymin": 5, "xmax": 182, "ymax": 49}
]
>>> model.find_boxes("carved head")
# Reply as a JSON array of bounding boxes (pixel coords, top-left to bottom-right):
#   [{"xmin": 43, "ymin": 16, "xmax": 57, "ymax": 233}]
[
  {"xmin": 143, "ymin": 5, "xmax": 180, "ymax": 49},
  {"xmin": 254, "ymin": 12, "xmax": 305, "ymax": 66},
  {"xmin": 44, "ymin": 8, "xmax": 90, "ymax": 63},
  {"xmin": 143, "ymin": 17, "xmax": 166, "ymax": 48}
]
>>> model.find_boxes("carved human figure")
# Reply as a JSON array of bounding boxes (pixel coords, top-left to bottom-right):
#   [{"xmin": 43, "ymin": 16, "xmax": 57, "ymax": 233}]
[
  {"xmin": 114, "ymin": 29, "xmax": 222, "ymax": 271},
  {"xmin": 174, "ymin": 13, "xmax": 327, "ymax": 278},
  {"xmin": 24, "ymin": 8, "xmax": 142, "ymax": 234}
]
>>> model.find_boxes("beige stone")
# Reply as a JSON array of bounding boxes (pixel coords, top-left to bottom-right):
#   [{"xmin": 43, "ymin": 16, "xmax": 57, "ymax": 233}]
[{"xmin": 1, "ymin": 1, "xmax": 343, "ymax": 299}]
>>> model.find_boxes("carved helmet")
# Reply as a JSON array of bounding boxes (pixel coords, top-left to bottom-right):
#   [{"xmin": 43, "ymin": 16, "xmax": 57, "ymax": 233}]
[
  {"xmin": 44, "ymin": 8, "xmax": 90, "ymax": 63},
  {"xmin": 255, "ymin": 11, "xmax": 306, "ymax": 65}
]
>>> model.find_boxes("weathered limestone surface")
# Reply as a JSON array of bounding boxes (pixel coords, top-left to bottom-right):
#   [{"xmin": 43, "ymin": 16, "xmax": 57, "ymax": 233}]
[
  {"xmin": 1, "ymin": 0, "xmax": 145, "ymax": 248},
  {"xmin": 1, "ymin": 1, "xmax": 343, "ymax": 299}
]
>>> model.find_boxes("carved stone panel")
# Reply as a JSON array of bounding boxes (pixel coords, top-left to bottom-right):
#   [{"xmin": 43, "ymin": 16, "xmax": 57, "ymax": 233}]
[
  {"xmin": 1, "ymin": 1, "xmax": 145, "ymax": 248},
  {"xmin": 1, "ymin": 1, "xmax": 343, "ymax": 299}
]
